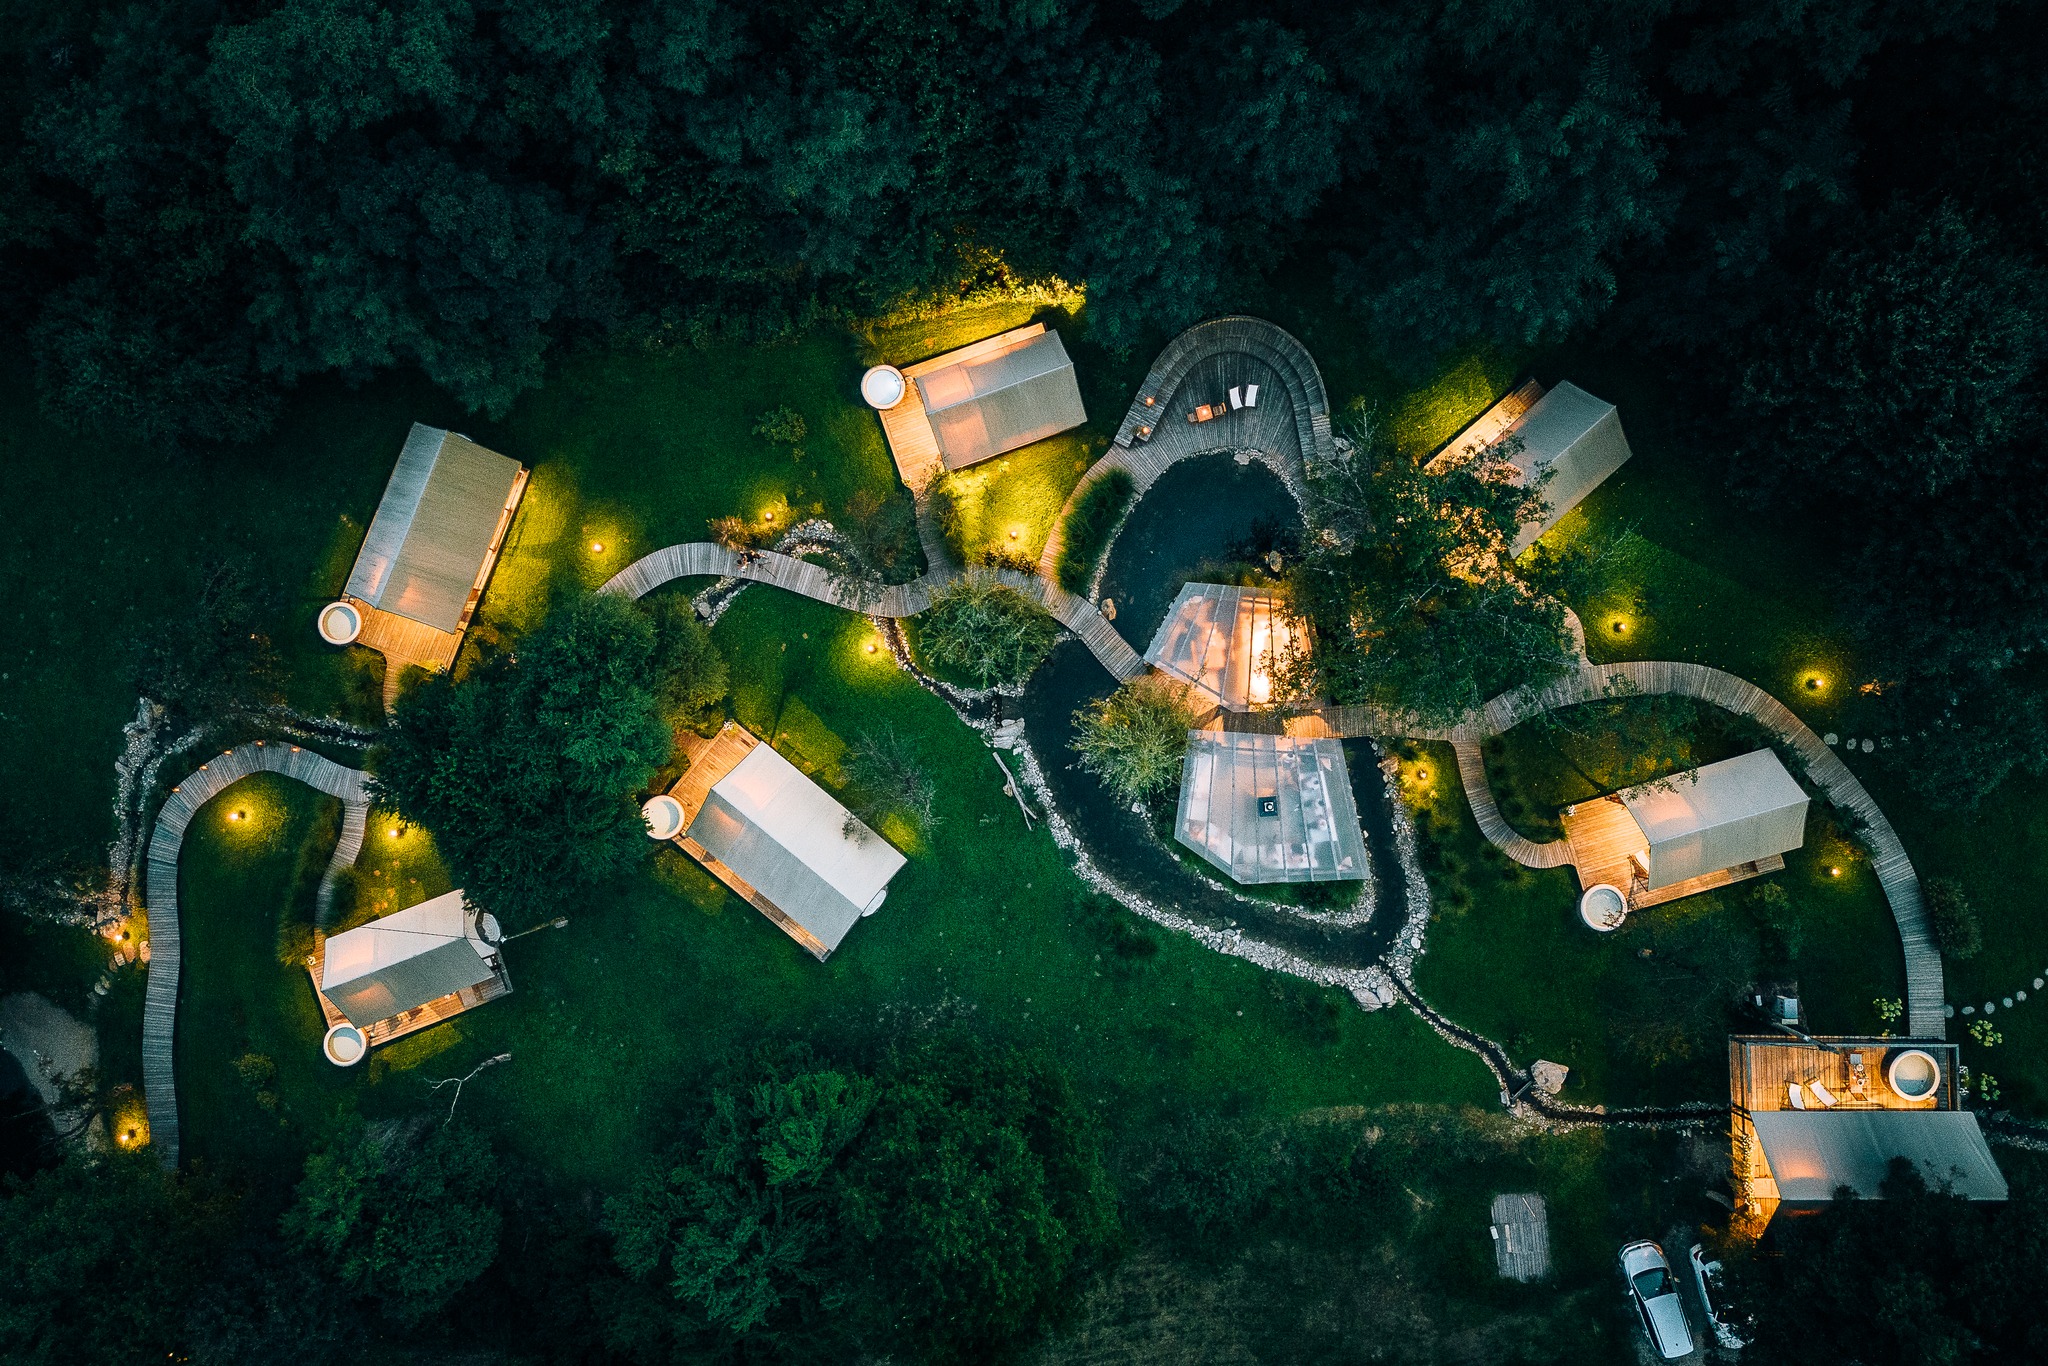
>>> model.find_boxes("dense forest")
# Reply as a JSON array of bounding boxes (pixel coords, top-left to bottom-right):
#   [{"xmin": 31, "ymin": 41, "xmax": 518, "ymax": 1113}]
[
  {"xmin": 9, "ymin": 3, "xmax": 2048, "ymax": 1362},
  {"xmin": 6, "ymin": 0, "xmax": 2048, "ymax": 793}
]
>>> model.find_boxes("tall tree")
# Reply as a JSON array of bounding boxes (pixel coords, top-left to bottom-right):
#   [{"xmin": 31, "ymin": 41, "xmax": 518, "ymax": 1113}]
[{"xmin": 371, "ymin": 592, "xmax": 676, "ymax": 923}]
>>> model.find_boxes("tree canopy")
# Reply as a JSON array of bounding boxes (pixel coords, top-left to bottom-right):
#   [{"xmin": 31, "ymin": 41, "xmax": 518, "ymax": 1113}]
[
  {"xmin": 1070, "ymin": 674, "xmax": 1197, "ymax": 808},
  {"xmin": 0, "ymin": 0, "xmax": 2004, "ymax": 445},
  {"xmin": 370, "ymin": 592, "xmax": 716, "ymax": 923},
  {"xmin": 915, "ymin": 574, "xmax": 1060, "ymax": 689}
]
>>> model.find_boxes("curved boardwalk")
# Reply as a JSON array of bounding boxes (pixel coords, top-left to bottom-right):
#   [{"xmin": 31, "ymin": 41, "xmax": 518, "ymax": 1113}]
[
  {"xmin": 1450, "ymin": 741, "xmax": 1572, "ymax": 869},
  {"xmin": 143, "ymin": 742, "xmax": 369, "ymax": 1167},
  {"xmin": 1038, "ymin": 316, "xmax": 1326, "ymax": 581},
  {"xmin": 1308, "ymin": 660, "xmax": 1946, "ymax": 1038}
]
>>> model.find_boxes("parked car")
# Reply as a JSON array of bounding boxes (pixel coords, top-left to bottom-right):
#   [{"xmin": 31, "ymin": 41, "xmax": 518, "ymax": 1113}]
[
  {"xmin": 1620, "ymin": 1240, "xmax": 1696, "ymax": 1360},
  {"xmin": 1689, "ymin": 1243, "xmax": 1749, "ymax": 1350}
]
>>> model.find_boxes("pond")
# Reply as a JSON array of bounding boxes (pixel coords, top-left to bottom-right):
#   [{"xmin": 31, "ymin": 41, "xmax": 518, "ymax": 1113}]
[{"xmin": 1017, "ymin": 452, "xmax": 1413, "ymax": 969}]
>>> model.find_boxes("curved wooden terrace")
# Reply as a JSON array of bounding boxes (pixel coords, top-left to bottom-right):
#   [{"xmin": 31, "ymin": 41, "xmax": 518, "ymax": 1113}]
[{"xmin": 142, "ymin": 742, "xmax": 369, "ymax": 1167}]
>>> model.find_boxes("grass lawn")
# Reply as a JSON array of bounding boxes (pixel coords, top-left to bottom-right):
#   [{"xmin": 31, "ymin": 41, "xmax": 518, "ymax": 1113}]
[{"xmin": 1404, "ymin": 714, "xmax": 1904, "ymax": 1107}]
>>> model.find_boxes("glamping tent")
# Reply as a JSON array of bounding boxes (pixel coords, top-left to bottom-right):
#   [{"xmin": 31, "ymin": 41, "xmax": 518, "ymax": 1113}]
[
  {"xmin": 913, "ymin": 329, "xmax": 1088, "ymax": 470},
  {"xmin": 1144, "ymin": 583, "xmax": 1300, "ymax": 713},
  {"xmin": 667, "ymin": 723, "xmax": 907, "ymax": 960},
  {"xmin": 341, "ymin": 424, "xmax": 526, "ymax": 634},
  {"xmin": 1728, "ymin": 1035, "xmax": 2008, "ymax": 1225},
  {"xmin": 1619, "ymin": 749, "xmax": 1809, "ymax": 891},
  {"xmin": 1432, "ymin": 379, "xmax": 1634, "ymax": 553},
  {"xmin": 311, "ymin": 890, "xmax": 510, "ymax": 1042},
  {"xmin": 1176, "ymin": 731, "xmax": 1367, "ymax": 886}
]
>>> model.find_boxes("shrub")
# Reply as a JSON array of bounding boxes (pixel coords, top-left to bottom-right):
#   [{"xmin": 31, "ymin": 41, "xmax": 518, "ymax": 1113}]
[
  {"xmin": 844, "ymin": 726, "xmax": 939, "ymax": 836},
  {"xmin": 1055, "ymin": 468, "xmax": 1135, "ymax": 593},
  {"xmin": 915, "ymin": 574, "xmax": 1060, "ymax": 687},
  {"xmin": 1924, "ymin": 876, "xmax": 1981, "ymax": 960},
  {"xmin": 753, "ymin": 405, "xmax": 808, "ymax": 448},
  {"xmin": 1071, "ymin": 675, "xmax": 1196, "ymax": 807}
]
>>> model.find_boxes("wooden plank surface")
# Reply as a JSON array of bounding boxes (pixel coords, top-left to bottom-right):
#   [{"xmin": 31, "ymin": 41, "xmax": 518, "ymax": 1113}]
[{"xmin": 142, "ymin": 742, "xmax": 370, "ymax": 1167}]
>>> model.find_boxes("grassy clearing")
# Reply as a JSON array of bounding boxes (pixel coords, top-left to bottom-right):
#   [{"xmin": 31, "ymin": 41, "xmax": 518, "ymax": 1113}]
[
  {"xmin": 933, "ymin": 434, "xmax": 1099, "ymax": 568},
  {"xmin": 1403, "ymin": 722, "xmax": 1903, "ymax": 1107},
  {"xmin": 169, "ymin": 587, "xmax": 1493, "ymax": 1190}
]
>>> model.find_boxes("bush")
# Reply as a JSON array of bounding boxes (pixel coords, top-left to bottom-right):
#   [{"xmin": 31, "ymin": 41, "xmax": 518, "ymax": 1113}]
[
  {"xmin": 844, "ymin": 726, "xmax": 939, "ymax": 836},
  {"xmin": 1054, "ymin": 468, "xmax": 1135, "ymax": 593},
  {"xmin": 915, "ymin": 574, "xmax": 1060, "ymax": 687},
  {"xmin": 753, "ymin": 405, "xmax": 808, "ymax": 449},
  {"xmin": 1071, "ymin": 675, "xmax": 1197, "ymax": 807},
  {"xmin": 1924, "ymin": 877, "xmax": 1981, "ymax": 960}
]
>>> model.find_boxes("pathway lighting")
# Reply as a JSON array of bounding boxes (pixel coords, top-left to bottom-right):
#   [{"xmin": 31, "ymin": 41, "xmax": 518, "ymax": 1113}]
[
  {"xmin": 866, "ymin": 643, "xmax": 878, "ymax": 654},
  {"xmin": 1806, "ymin": 675, "xmax": 1825, "ymax": 692},
  {"xmin": 230, "ymin": 810, "xmax": 245, "ymax": 822},
  {"xmin": 1611, "ymin": 619, "xmax": 1628, "ymax": 635},
  {"xmin": 590, "ymin": 541, "xmax": 604, "ymax": 554},
  {"xmin": 1828, "ymin": 865, "xmax": 1841, "ymax": 877},
  {"xmin": 387, "ymin": 827, "xmax": 400, "ymax": 839}
]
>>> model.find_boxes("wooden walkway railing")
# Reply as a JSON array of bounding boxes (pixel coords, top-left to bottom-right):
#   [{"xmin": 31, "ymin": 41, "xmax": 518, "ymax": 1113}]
[
  {"xmin": 1302, "ymin": 660, "xmax": 1947, "ymax": 1038},
  {"xmin": 142, "ymin": 742, "xmax": 370, "ymax": 1167}
]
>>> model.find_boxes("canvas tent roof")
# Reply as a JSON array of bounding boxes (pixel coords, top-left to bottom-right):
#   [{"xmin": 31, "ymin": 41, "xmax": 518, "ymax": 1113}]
[
  {"xmin": 320, "ymin": 890, "xmax": 498, "ymax": 1029},
  {"xmin": 1498, "ymin": 382, "xmax": 1634, "ymax": 552},
  {"xmin": 1144, "ymin": 584, "xmax": 1299, "ymax": 712},
  {"xmin": 1751, "ymin": 1110, "xmax": 2009, "ymax": 1203},
  {"xmin": 1619, "ymin": 749, "xmax": 1809, "ymax": 890},
  {"xmin": 687, "ymin": 742, "xmax": 906, "ymax": 956},
  {"xmin": 345, "ymin": 424, "xmax": 524, "ymax": 632},
  {"xmin": 914, "ymin": 330, "xmax": 1087, "ymax": 470},
  {"xmin": 1176, "ymin": 731, "xmax": 1367, "ymax": 885}
]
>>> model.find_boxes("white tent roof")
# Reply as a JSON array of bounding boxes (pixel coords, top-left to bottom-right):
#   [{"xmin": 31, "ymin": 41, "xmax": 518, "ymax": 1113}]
[
  {"xmin": 1751, "ymin": 1110, "xmax": 2008, "ymax": 1202},
  {"xmin": 345, "ymin": 424, "xmax": 523, "ymax": 631},
  {"xmin": 320, "ymin": 890, "xmax": 497, "ymax": 1028},
  {"xmin": 1175, "ymin": 731, "xmax": 1367, "ymax": 885},
  {"xmin": 688, "ymin": 743, "xmax": 906, "ymax": 956},
  {"xmin": 1144, "ymin": 584, "xmax": 1299, "ymax": 713},
  {"xmin": 1619, "ymin": 749, "xmax": 1809, "ymax": 889}
]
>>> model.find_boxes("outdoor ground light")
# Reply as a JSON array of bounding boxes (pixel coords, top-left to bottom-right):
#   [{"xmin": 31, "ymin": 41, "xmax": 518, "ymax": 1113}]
[
  {"xmin": 866, "ymin": 643, "xmax": 878, "ymax": 654},
  {"xmin": 387, "ymin": 827, "xmax": 400, "ymax": 839},
  {"xmin": 1806, "ymin": 675, "xmax": 1825, "ymax": 691},
  {"xmin": 1828, "ymin": 865, "xmax": 1842, "ymax": 877},
  {"xmin": 590, "ymin": 541, "xmax": 604, "ymax": 553},
  {"xmin": 230, "ymin": 810, "xmax": 245, "ymax": 822},
  {"xmin": 1612, "ymin": 619, "xmax": 1627, "ymax": 634}
]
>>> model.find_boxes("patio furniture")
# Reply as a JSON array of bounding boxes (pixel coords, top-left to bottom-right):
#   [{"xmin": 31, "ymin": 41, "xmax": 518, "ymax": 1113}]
[
  {"xmin": 1848, "ymin": 1052, "xmax": 1869, "ymax": 1097},
  {"xmin": 1229, "ymin": 386, "xmax": 1244, "ymax": 409},
  {"xmin": 1808, "ymin": 1080, "xmax": 1839, "ymax": 1108},
  {"xmin": 1189, "ymin": 404, "xmax": 1219, "ymax": 423},
  {"xmin": 1244, "ymin": 383, "xmax": 1260, "ymax": 407},
  {"xmin": 1787, "ymin": 1082, "xmax": 1808, "ymax": 1110}
]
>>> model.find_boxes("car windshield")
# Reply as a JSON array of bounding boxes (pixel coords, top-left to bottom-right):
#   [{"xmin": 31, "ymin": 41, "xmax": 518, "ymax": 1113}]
[{"xmin": 1632, "ymin": 1267, "xmax": 1672, "ymax": 1300}]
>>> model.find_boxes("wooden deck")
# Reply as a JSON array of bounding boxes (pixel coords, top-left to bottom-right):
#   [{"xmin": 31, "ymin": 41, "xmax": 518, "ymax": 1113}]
[
  {"xmin": 664, "ymin": 722, "xmax": 835, "ymax": 960},
  {"xmin": 1425, "ymin": 379, "xmax": 1543, "ymax": 475},
  {"xmin": 351, "ymin": 465, "xmax": 528, "ymax": 711},
  {"xmin": 1730, "ymin": 1036, "xmax": 1958, "ymax": 1115},
  {"xmin": 142, "ymin": 742, "xmax": 370, "ymax": 1168},
  {"xmin": 304, "ymin": 936, "xmax": 512, "ymax": 1047},
  {"xmin": 1299, "ymin": 659, "xmax": 1948, "ymax": 1037},
  {"xmin": 1489, "ymin": 1193, "xmax": 1551, "ymax": 1282}
]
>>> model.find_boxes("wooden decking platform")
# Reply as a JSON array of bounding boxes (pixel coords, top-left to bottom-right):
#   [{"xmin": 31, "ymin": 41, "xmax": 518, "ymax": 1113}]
[
  {"xmin": 1488, "ymin": 1193, "xmax": 1551, "ymax": 1282},
  {"xmin": 1426, "ymin": 379, "xmax": 1543, "ymax": 474},
  {"xmin": 304, "ymin": 937, "xmax": 512, "ymax": 1047},
  {"xmin": 143, "ymin": 741, "xmax": 370, "ymax": 1168},
  {"xmin": 1730, "ymin": 1036, "xmax": 1958, "ymax": 1116}
]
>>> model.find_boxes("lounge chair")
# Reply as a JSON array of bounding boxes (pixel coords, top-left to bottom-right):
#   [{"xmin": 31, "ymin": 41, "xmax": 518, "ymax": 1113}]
[
  {"xmin": 1787, "ymin": 1082, "xmax": 1807, "ymax": 1110},
  {"xmin": 1808, "ymin": 1080, "xmax": 1838, "ymax": 1108},
  {"xmin": 1244, "ymin": 383, "xmax": 1260, "ymax": 408}
]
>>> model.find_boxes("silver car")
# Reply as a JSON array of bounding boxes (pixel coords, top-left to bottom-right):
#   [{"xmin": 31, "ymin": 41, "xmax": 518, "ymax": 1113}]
[
  {"xmin": 1689, "ymin": 1243, "xmax": 1748, "ymax": 1350},
  {"xmin": 1621, "ymin": 1239, "xmax": 1695, "ymax": 1360}
]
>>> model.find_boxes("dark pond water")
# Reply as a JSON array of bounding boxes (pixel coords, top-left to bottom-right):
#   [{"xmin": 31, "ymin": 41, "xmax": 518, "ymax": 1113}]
[
  {"xmin": 0, "ymin": 1049, "xmax": 58, "ymax": 1179},
  {"xmin": 1018, "ymin": 453, "xmax": 1411, "ymax": 966}
]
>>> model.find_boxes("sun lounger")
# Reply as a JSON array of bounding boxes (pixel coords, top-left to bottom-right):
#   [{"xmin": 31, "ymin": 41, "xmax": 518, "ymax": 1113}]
[
  {"xmin": 1787, "ymin": 1082, "xmax": 1807, "ymax": 1110},
  {"xmin": 1808, "ymin": 1080, "xmax": 1838, "ymax": 1108},
  {"xmin": 1229, "ymin": 386, "xmax": 1244, "ymax": 410},
  {"xmin": 1244, "ymin": 383, "xmax": 1259, "ymax": 408}
]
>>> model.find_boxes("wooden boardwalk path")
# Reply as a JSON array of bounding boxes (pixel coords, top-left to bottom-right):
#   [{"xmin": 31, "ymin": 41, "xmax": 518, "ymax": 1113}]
[
  {"xmin": 1308, "ymin": 660, "xmax": 1947, "ymax": 1038},
  {"xmin": 600, "ymin": 545, "xmax": 1146, "ymax": 679},
  {"xmin": 142, "ymin": 742, "xmax": 370, "ymax": 1167},
  {"xmin": 1451, "ymin": 741, "xmax": 1573, "ymax": 869}
]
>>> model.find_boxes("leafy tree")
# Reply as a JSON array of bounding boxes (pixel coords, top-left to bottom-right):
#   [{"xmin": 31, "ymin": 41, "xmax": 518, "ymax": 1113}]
[
  {"xmin": 915, "ymin": 574, "xmax": 1060, "ymax": 688},
  {"xmin": 843, "ymin": 726, "xmax": 939, "ymax": 838},
  {"xmin": 0, "ymin": 1152, "xmax": 230, "ymax": 1364},
  {"xmin": 603, "ymin": 1053, "xmax": 874, "ymax": 1356},
  {"xmin": 843, "ymin": 1036, "xmax": 1120, "ymax": 1363},
  {"xmin": 131, "ymin": 557, "xmax": 282, "ymax": 723},
  {"xmin": 643, "ymin": 593, "xmax": 729, "ymax": 736},
  {"xmin": 840, "ymin": 486, "xmax": 921, "ymax": 579},
  {"xmin": 1070, "ymin": 674, "xmax": 1196, "ymax": 807},
  {"xmin": 1284, "ymin": 410, "xmax": 1575, "ymax": 726},
  {"xmin": 1923, "ymin": 876, "xmax": 1981, "ymax": 961},
  {"xmin": 1735, "ymin": 201, "xmax": 2042, "ymax": 500},
  {"xmin": 1725, "ymin": 1161, "xmax": 2048, "ymax": 1364},
  {"xmin": 371, "ymin": 593, "xmax": 673, "ymax": 923},
  {"xmin": 283, "ymin": 1119, "xmax": 502, "ymax": 1328}
]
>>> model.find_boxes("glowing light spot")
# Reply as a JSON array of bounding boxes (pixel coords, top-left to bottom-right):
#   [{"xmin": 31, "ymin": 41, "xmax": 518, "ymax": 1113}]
[
  {"xmin": 1828, "ymin": 866, "xmax": 1841, "ymax": 877},
  {"xmin": 1806, "ymin": 675, "xmax": 1825, "ymax": 692},
  {"xmin": 590, "ymin": 541, "xmax": 604, "ymax": 554},
  {"xmin": 1611, "ymin": 620, "xmax": 1627, "ymax": 635},
  {"xmin": 387, "ymin": 828, "xmax": 400, "ymax": 839},
  {"xmin": 866, "ymin": 644, "xmax": 878, "ymax": 654},
  {"xmin": 229, "ymin": 810, "xmax": 245, "ymax": 822}
]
